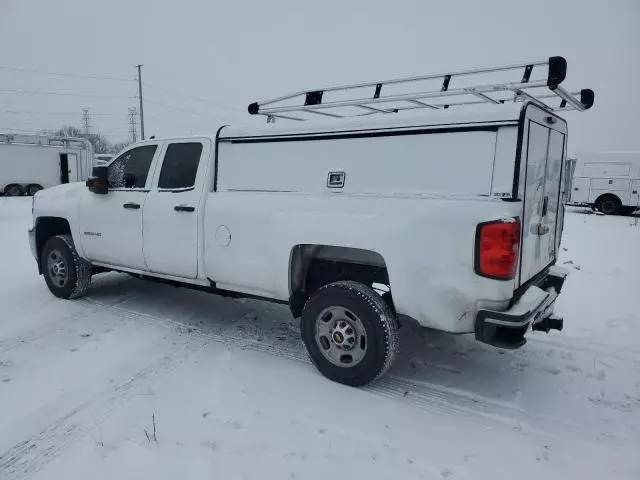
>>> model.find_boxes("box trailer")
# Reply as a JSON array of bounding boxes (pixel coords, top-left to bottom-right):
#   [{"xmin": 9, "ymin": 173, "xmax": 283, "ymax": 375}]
[{"xmin": 0, "ymin": 133, "xmax": 93, "ymax": 196}]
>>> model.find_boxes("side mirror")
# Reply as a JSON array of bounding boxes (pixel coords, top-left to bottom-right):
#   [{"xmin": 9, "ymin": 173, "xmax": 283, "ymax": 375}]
[{"xmin": 86, "ymin": 166, "xmax": 108, "ymax": 194}]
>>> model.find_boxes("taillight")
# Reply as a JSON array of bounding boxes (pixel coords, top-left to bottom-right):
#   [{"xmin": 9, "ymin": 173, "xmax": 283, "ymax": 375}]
[{"xmin": 474, "ymin": 218, "xmax": 521, "ymax": 280}]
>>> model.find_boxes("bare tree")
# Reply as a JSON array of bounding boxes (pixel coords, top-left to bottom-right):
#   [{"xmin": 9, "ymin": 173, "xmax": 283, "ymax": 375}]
[
  {"xmin": 111, "ymin": 141, "xmax": 132, "ymax": 155},
  {"xmin": 54, "ymin": 125, "xmax": 112, "ymax": 154}
]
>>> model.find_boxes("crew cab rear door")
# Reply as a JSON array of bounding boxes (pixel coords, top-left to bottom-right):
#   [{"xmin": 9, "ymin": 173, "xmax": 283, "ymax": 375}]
[
  {"xmin": 142, "ymin": 139, "xmax": 211, "ymax": 279},
  {"xmin": 518, "ymin": 104, "xmax": 567, "ymax": 286}
]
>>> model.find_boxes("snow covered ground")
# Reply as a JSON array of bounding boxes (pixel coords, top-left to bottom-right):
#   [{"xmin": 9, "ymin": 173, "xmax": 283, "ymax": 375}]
[{"xmin": 1, "ymin": 198, "xmax": 639, "ymax": 480}]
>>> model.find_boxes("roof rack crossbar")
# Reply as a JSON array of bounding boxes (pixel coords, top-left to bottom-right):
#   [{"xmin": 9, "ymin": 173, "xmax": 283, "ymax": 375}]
[
  {"xmin": 248, "ymin": 56, "xmax": 594, "ymax": 121},
  {"xmin": 407, "ymin": 99, "xmax": 438, "ymax": 109}
]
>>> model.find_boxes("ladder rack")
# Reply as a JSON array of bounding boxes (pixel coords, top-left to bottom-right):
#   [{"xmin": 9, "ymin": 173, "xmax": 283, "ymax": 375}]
[{"xmin": 248, "ymin": 56, "xmax": 594, "ymax": 122}]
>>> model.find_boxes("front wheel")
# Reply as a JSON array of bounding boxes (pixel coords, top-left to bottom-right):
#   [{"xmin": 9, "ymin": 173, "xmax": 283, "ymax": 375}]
[
  {"xmin": 301, "ymin": 281, "xmax": 399, "ymax": 386},
  {"xmin": 41, "ymin": 234, "xmax": 91, "ymax": 299}
]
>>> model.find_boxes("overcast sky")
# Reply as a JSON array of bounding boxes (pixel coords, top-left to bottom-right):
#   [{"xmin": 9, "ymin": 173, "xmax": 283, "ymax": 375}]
[{"xmin": 1, "ymin": 0, "xmax": 638, "ymax": 154}]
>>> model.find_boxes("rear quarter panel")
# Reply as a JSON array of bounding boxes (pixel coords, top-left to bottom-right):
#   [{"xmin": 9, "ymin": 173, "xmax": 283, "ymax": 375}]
[{"xmin": 204, "ymin": 193, "xmax": 521, "ymax": 333}]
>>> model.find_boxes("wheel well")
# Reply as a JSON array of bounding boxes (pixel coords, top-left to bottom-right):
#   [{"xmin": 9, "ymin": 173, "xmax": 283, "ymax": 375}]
[
  {"xmin": 35, "ymin": 217, "xmax": 71, "ymax": 273},
  {"xmin": 288, "ymin": 244, "xmax": 393, "ymax": 318}
]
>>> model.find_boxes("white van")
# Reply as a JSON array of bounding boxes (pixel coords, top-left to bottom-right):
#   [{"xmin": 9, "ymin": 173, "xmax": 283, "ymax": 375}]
[{"xmin": 570, "ymin": 152, "xmax": 640, "ymax": 214}]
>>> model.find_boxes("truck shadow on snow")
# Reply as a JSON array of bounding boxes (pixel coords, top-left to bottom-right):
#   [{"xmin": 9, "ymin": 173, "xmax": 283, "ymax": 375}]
[{"xmin": 84, "ymin": 272, "xmax": 580, "ymax": 407}]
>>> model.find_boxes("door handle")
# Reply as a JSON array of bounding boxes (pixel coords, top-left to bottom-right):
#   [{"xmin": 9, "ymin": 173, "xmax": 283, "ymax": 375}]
[
  {"xmin": 123, "ymin": 202, "xmax": 140, "ymax": 210},
  {"xmin": 531, "ymin": 223, "xmax": 550, "ymax": 236},
  {"xmin": 541, "ymin": 196, "xmax": 549, "ymax": 217},
  {"xmin": 174, "ymin": 205, "xmax": 195, "ymax": 212}
]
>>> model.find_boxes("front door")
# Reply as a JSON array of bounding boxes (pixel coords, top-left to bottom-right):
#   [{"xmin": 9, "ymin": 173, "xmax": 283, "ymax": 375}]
[
  {"xmin": 67, "ymin": 153, "xmax": 78, "ymax": 181},
  {"xmin": 143, "ymin": 140, "xmax": 209, "ymax": 278},
  {"xmin": 519, "ymin": 111, "xmax": 567, "ymax": 285},
  {"xmin": 79, "ymin": 144, "xmax": 159, "ymax": 270}
]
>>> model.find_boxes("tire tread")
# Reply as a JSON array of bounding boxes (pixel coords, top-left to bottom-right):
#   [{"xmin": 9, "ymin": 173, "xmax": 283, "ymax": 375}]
[{"xmin": 301, "ymin": 280, "xmax": 399, "ymax": 385}]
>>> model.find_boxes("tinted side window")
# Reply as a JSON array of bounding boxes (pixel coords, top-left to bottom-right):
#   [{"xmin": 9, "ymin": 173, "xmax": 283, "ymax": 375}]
[
  {"xmin": 157, "ymin": 143, "xmax": 203, "ymax": 189},
  {"xmin": 107, "ymin": 145, "xmax": 157, "ymax": 189}
]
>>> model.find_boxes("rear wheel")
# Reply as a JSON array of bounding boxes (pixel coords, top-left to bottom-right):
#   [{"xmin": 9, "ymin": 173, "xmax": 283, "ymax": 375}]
[
  {"xmin": 300, "ymin": 281, "xmax": 399, "ymax": 386},
  {"xmin": 26, "ymin": 184, "xmax": 43, "ymax": 196},
  {"xmin": 596, "ymin": 195, "xmax": 622, "ymax": 215},
  {"xmin": 4, "ymin": 184, "xmax": 23, "ymax": 196},
  {"xmin": 41, "ymin": 234, "xmax": 91, "ymax": 299}
]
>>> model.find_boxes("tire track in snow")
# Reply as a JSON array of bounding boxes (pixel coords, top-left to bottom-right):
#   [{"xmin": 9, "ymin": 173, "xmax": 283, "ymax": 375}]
[
  {"xmin": 528, "ymin": 336, "xmax": 640, "ymax": 365},
  {"xmin": 73, "ymin": 298, "xmax": 634, "ymax": 447},
  {"xmin": 0, "ymin": 330, "xmax": 210, "ymax": 480},
  {"xmin": 0, "ymin": 304, "xmax": 100, "ymax": 354}
]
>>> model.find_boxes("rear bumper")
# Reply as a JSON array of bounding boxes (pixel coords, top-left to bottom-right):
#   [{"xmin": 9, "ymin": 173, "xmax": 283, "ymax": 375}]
[{"xmin": 475, "ymin": 266, "xmax": 568, "ymax": 349}]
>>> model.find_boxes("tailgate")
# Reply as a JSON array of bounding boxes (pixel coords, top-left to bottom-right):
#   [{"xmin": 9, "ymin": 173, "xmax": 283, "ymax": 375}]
[{"xmin": 518, "ymin": 104, "xmax": 567, "ymax": 286}]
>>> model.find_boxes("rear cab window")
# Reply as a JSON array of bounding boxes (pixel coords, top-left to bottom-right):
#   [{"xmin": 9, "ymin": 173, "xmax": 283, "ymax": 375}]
[{"xmin": 157, "ymin": 142, "xmax": 204, "ymax": 190}]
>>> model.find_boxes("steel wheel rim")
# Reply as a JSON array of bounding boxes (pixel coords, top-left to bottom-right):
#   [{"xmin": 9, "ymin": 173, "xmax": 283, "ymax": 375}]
[
  {"xmin": 602, "ymin": 200, "xmax": 615, "ymax": 214},
  {"xmin": 47, "ymin": 249, "xmax": 68, "ymax": 288},
  {"xmin": 315, "ymin": 306, "xmax": 367, "ymax": 367}
]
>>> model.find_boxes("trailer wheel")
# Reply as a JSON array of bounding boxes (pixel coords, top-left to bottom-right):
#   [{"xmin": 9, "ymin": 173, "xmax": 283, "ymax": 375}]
[
  {"xmin": 42, "ymin": 234, "xmax": 91, "ymax": 299},
  {"xmin": 26, "ymin": 184, "xmax": 43, "ymax": 196},
  {"xmin": 4, "ymin": 184, "xmax": 23, "ymax": 196},
  {"xmin": 300, "ymin": 281, "xmax": 399, "ymax": 386},
  {"xmin": 596, "ymin": 194, "xmax": 622, "ymax": 215}
]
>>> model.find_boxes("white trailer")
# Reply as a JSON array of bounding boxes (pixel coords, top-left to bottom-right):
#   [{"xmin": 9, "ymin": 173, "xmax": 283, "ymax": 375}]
[
  {"xmin": 569, "ymin": 151, "xmax": 640, "ymax": 214},
  {"xmin": 0, "ymin": 133, "xmax": 93, "ymax": 196}
]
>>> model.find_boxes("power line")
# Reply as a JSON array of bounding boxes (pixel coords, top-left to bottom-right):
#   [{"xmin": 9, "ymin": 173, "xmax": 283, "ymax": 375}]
[
  {"xmin": 144, "ymin": 82, "xmax": 244, "ymax": 114},
  {"xmin": 0, "ymin": 126, "xmax": 131, "ymax": 136},
  {"xmin": 0, "ymin": 88, "xmax": 133, "ymax": 99},
  {"xmin": 0, "ymin": 64, "xmax": 242, "ymax": 115},
  {"xmin": 146, "ymin": 115, "xmax": 207, "ymax": 131},
  {"xmin": 1, "ymin": 109, "xmax": 129, "ymax": 116},
  {"xmin": 145, "ymin": 98, "xmax": 223, "ymax": 121},
  {"xmin": 0, "ymin": 65, "xmax": 134, "ymax": 82}
]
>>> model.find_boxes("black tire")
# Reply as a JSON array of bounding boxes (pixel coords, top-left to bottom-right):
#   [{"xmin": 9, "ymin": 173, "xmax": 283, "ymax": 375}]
[
  {"xmin": 301, "ymin": 281, "xmax": 399, "ymax": 386},
  {"xmin": 4, "ymin": 184, "xmax": 23, "ymax": 196},
  {"xmin": 41, "ymin": 234, "xmax": 91, "ymax": 299},
  {"xmin": 26, "ymin": 184, "xmax": 43, "ymax": 196},
  {"xmin": 596, "ymin": 195, "xmax": 622, "ymax": 215}
]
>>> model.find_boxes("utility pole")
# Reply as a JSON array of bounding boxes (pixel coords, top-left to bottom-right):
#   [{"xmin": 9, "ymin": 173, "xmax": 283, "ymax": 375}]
[
  {"xmin": 128, "ymin": 107, "xmax": 138, "ymax": 143},
  {"xmin": 81, "ymin": 108, "xmax": 91, "ymax": 134},
  {"xmin": 136, "ymin": 64, "xmax": 145, "ymax": 140}
]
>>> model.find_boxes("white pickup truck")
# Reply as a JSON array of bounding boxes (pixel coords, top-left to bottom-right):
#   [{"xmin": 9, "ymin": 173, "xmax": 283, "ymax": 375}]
[{"xmin": 29, "ymin": 57, "xmax": 594, "ymax": 385}]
